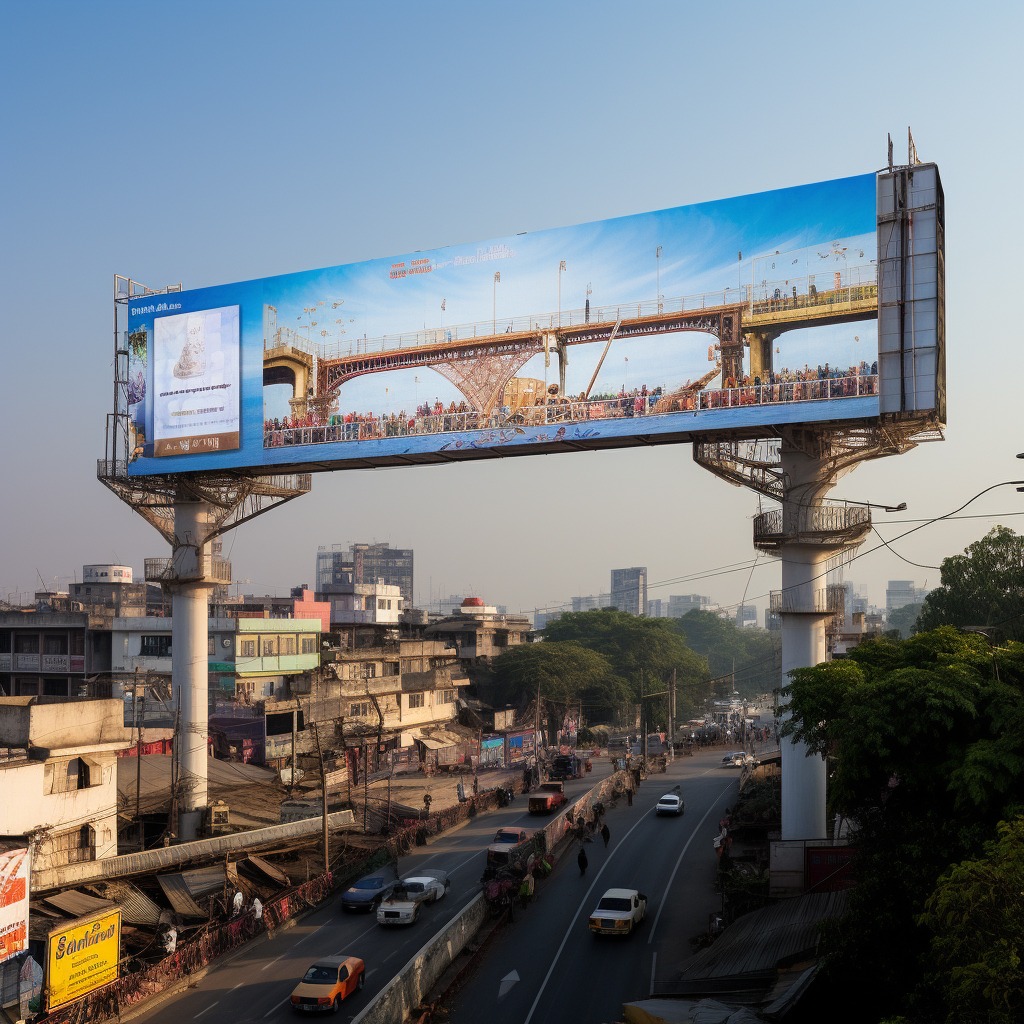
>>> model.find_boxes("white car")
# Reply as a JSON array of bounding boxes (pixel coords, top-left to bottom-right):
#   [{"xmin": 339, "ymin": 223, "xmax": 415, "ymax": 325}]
[
  {"xmin": 656, "ymin": 792, "xmax": 684, "ymax": 816},
  {"xmin": 376, "ymin": 869, "xmax": 450, "ymax": 926},
  {"xmin": 721, "ymin": 751, "xmax": 757, "ymax": 767},
  {"xmin": 589, "ymin": 888, "xmax": 647, "ymax": 936}
]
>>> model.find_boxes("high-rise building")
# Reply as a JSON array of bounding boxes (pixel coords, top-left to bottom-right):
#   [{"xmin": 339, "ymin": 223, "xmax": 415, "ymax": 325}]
[
  {"xmin": 316, "ymin": 543, "xmax": 414, "ymax": 606},
  {"xmin": 610, "ymin": 567, "xmax": 647, "ymax": 616},
  {"xmin": 668, "ymin": 594, "xmax": 713, "ymax": 618},
  {"xmin": 571, "ymin": 593, "xmax": 611, "ymax": 612},
  {"xmin": 886, "ymin": 579, "xmax": 929, "ymax": 615}
]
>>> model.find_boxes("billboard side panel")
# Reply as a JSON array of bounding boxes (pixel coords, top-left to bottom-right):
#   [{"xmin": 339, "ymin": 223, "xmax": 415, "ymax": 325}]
[
  {"xmin": 0, "ymin": 848, "xmax": 30, "ymax": 966},
  {"xmin": 46, "ymin": 909, "xmax": 121, "ymax": 1012},
  {"xmin": 126, "ymin": 174, "xmax": 883, "ymax": 477},
  {"xmin": 877, "ymin": 163, "xmax": 945, "ymax": 421}
]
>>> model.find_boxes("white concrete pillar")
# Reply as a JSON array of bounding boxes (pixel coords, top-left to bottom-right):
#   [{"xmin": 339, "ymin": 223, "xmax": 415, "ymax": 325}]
[
  {"xmin": 779, "ymin": 546, "xmax": 831, "ymax": 839},
  {"xmin": 170, "ymin": 500, "xmax": 216, "ymax": 841}
]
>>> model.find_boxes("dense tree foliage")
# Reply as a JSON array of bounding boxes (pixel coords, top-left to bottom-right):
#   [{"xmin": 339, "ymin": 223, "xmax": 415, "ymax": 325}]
[
  {"xmin": 673, "ymin": 609, "xmax": 779, "ymax": 697},
  {"xmin": 916, "ymin": 526, "xmax": 1024, "ymax": 642},
  {"xmin": 918, "ymin": 816, "xmax": 1024, "ymax": 1024},
  {"xmin": 542, "ymin": 609, "xmax": 709, "ymax": 725},
  {"xmin": 490, "ymin": 640, "xmax": 629, "ymax": 739},
  {"xmin": 782, "ymin": 627, "xmax": 1024, "ymax": 1022},
  {"xmin": 886, "ymin": 600, "xmax": 923, "ymax": 639}
]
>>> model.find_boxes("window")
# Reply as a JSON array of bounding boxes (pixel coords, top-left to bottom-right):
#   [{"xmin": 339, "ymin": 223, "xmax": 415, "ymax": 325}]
[
  {"xmin": 300, "ymin": 636, "xmax": 317, "ymax": 654},
  {"xmin": 281, "ymin": 636, "xmax": 296, "ymax": 655},
  {"xmin": 240, "ymin": 639, "xmax": 256, "ymax": 658},
  {"xmin": 44, "ymin": 635, "xmax": 68, "ymax": 655},
  {"xmin": 439, "ymin": 689, "xmax": 456, "ymax": 704},
  {"xmin": 14, "ymin": 634, "xmax": 38, "ymax": 654},
  {"xmin": 350, "ymin": 701, "xmax": 371, "ymax": 718},
  {"xmin": 140, "ymin": 635, "xmax": 172, "ymax": 658},
  {"xmin": 262, "ymin": 637, "xmax": 278, "ymax": 656},
  {"xmin": 408, "ymin": 692, "xmax": 425, "ymax": 710},
  {"xmin": 383, "ymin": 661, "xmax": 400, "ymax": 677},
  {"xmin": 208, "ymin": 636, "xmax": 215, "ymax": 655}
]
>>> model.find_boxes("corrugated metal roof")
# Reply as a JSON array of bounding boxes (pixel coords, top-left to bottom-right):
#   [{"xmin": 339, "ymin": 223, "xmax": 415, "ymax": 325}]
[
  {"xmin": 43, "ymin": 890, "xmax": 115, "ymax": 918},
  {"xmin": 90, "ymin": 881, "xmax": 163, "ymax": 927},
  {"xmin": 157, "ymin": 874, "xmax": 208, "ymax": 918},
  {"xmin": 180, "ymin": 864, "xmax": 227, "ymax": 897},
  {"xmin": 32, "ymin": 809, "xmax": 356, "ymax": 893},
  {"xmin": 662, "ymin": 890, "xmax": 847, "ymax": 1005}
]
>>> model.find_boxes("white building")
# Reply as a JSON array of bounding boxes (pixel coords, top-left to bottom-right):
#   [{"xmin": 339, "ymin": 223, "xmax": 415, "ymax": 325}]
[{"xmin": 0, "ymin": 697, "xmax": 133, "ymax": 874}]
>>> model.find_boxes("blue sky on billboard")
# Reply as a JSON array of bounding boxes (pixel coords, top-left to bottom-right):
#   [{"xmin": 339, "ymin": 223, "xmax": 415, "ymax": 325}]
[{"xmin": 3, "ymin": 1, "xmax": 1023, "ymax": 618}]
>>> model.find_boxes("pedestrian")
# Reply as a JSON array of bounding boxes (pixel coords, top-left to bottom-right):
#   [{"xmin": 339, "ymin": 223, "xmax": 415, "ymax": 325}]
[
  {"xmin": 231, "ymin": 890, "xmax": 243, "ymax": 917},
  {"xmin": 627, "ymin": 786, "xmax": 633, "ymax": 807},
  {"xmin": 601, "ymin": 822, "xmax": 610, "ymax": 848},
  {"xmin": 472, "ymin": 772, "xmax": 479, "ymax": 797},
  {"xmin": 251, "ymin": 897, "xmax": 263, "ymax": 924},
  {"xmin": 577, "ymin": 846, "xmax": 588, "ymax": 876}
]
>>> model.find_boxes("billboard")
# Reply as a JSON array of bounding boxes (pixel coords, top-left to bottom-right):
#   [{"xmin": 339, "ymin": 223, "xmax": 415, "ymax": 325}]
[
  {"xmin": 127, "ymin": 172, "xmax": 931, "ymax": 478},
  {"xmin": 0, "ymin": 848, "xmax": 30, "ymax": 966},
  {"xmin": 45, "ymin": 909, "xmax": 121, "ymax": 1012}
]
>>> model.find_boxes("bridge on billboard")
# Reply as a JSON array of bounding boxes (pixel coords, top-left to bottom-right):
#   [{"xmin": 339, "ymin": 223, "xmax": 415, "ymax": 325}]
[{"xmin": 264, "ymin": 270, "xmax": 878, "ymax": 429}]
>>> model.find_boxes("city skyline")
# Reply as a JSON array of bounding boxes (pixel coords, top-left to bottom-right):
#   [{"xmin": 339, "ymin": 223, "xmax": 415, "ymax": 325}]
[{"xmin": 2, "ymin": 3, "xmax": 1022, "ymax": 627}]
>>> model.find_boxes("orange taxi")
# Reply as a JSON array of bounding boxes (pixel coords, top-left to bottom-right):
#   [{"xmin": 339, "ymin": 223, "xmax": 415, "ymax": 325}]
[{"xmin": 290, "ymin": 955, "xmax": 365, "ymax": 1013}]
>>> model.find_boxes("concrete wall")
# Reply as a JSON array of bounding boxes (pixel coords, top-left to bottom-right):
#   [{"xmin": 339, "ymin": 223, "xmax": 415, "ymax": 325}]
[
  {"xmin": 0, "ymin": 697, "xmax": 131, "ymax": 750},
  {"xmin": 351, "ymin": 893, "xmax": 488, "ymax": 1024}
]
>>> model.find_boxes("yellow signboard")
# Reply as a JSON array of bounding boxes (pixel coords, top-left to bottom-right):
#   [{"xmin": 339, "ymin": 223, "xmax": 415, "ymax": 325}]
[{"xmin": 46, "ymin": 909, "xmax": 121, "ymax": 1012}]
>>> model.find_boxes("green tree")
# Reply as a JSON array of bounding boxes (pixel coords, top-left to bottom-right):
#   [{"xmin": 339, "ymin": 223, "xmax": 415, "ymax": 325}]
[
  {"xmin": 673, "ymin": 609, "xmax": 778, "ymax": 698},
  {"xmin": 782, "ymin": 627, "xmax": 1024, "ymax": 1022},
  {"xmin": 886, "ymin": 601, "xmax": 923, "ymax": 639},
  {"xmin": 917, "ymin": 526, "xmax": 1024, "ymax": 642},
  {"xmin": 490, "ymin": 640, "xmax": 627, "ymax": 740},
  {"xmin": 918, "ymin": 816, "xmax": 1024, "ymax": 1024},
  {"xmin": 542, "ymin": 610, "xmax": 708, "ymax": 725}
]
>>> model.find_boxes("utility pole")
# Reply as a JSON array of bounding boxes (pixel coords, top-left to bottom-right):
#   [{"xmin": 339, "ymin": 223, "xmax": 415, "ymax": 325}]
[
  {"xmin": 311, "ymin": 722, "xmax": 329, "ymax": 874},
  {"xmin": 135, "ymin": 680, "xmax": 143, "ymax": 849},
  {"xmin": 289, "ymin": 701, "xmax": 298, "ymax": 795},
  {"xmin": 668, "ymin": 668, "xmax": 676, "ymax": 759},
  {"xmin": 535, "ymin": 680, "xmax": 541, "ymax": 756}
]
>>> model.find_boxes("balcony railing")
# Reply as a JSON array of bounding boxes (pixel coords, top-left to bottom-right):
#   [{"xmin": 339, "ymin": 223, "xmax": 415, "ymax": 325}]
[
  {"xmin": 145, "ymin": 556, "xmax": 233, "ymax": 584},
  {"xmin": 753, "ymin": 504, "xmax": 871, "ymax": 552}
]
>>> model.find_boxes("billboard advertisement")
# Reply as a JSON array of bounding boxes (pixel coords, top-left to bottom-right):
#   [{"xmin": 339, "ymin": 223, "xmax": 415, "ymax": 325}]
[
  {"xmin": 127, "ymin": 174, "xmax": 888, "ymax": 478},
  {"xmin": 0, "ymin": 848, "xmax": 30, "ymax": 966},
  {"xmin": 45, "ymin": 909, "xmax": 121, "ymax": 1012}
]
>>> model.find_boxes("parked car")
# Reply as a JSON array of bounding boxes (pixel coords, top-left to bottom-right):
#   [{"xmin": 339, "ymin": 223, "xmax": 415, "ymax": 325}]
[
  {"xmin": 656, "ymin": 792, "xmax": 685, "ymax": 816},
  {"xmin": 340, "ymin": 865, "xmax": 399, "ymax": 912},
  {"xmin": 289, "ymin": 956, "xmax": 364, "ymax": 1012},
  {"xmin": 376, "ymin": 869, "xmax": 450, "ymax": 925},
  {"xmin": 588, "ymin": 888, "xmax": 647, "ymax": 936}
]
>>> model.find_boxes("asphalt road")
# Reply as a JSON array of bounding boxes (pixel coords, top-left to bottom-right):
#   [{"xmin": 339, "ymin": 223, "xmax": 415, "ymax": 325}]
[
  {"xmin": 128, "ymin": 766, "xmax": 618, "ymax": 1024},
  {"xmin": 445, "ymin": 750, "xmax": 741, "ymax": 1024}
]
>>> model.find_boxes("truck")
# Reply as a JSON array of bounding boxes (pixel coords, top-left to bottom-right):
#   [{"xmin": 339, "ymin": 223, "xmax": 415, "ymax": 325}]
[
  {"xmin": 528, "ymin": 781, "xmax": 568, "ymax": 815},
  {"xmin": 547, "ymin": 754, "xmax": 582, "ymax": 781}
]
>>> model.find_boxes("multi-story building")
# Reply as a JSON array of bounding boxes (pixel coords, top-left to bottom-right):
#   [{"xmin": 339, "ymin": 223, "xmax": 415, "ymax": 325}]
[
  {"xmin": 610, "ymin": 567, "xmax": 647, "ymax": 616},
  {"xmin": 0, "ymin": 608, "xmax": 101, "ymax": 699},
  {"xmin": 571, "ymin": 593, "xmax": 611, "ymax": 612},
  {"xmin": 647, "ymin": 598, "xmax": 666, "ymax": 618},
  {"xmin": 0, "ymin": 697, "xmax": 132, "ymax": 873},
  {"xmin": 735, "ymin": 604, "xmax": 758, "ymax": 628},
  {"xmin": 424, "ymin": 597, "xmax": 532, "ymax": 665},
  {"xmin": 315, "ymin": 543, "xmax": 414, "ymax": 606},
  {"xmin": 668, "ymin": 594, "xmax": 714, "ymax": 618}
]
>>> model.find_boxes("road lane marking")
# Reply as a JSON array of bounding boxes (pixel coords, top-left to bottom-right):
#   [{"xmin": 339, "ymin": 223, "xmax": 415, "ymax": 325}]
[
  {"xmin": 522, "ymin": 779, "xmax": 737, "ymax": 1024},
  {"xmin": 264, "ymin": 999, "xmax": 288, "ymax": 1017},
  {"xmin": 260, "ymin": 952, "xmax": 286, "ymax": 971},
  {"xmin": 647, "ymin": 795, "xmax": 729, "ymax": 944},
  {"xmin": 194, "ymin": 1001, "xmax": 218, "ymax": 1018}
]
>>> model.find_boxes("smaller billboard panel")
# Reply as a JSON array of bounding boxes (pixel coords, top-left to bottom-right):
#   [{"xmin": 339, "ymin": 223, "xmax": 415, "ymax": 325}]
[
  {"xmin": 151, "ymin": 305, "xmax": 240, "ymax": 457},
  {"xmin": 0, "ymin": 848, "xmax": 30, "ymax": 966},
  {"xmin": 46, "ymin": 909, "xmax": 121, "ymax": 1012}
]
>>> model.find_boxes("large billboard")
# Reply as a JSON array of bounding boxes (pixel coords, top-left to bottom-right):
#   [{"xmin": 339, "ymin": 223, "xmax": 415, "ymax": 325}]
[
  {"xmin": 45, "ymin": 909, "xmax": 121, "ymax": 1012},
  {"xmin": 0, "ymin": 848, "xmax": 30, "ymax": 966},
  {"xmin": 127, "ymin": 172, "xmax": 933, "ymax": 478}
]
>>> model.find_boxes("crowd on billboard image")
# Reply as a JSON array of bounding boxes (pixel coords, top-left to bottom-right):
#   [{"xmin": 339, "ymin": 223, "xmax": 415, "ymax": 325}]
[{"xmin": 263, "ymin": 359, "xmax": 878, "ymax": 448}]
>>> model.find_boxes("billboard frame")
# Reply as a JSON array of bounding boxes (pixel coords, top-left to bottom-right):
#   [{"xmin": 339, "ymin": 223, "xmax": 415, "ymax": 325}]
[{"xmin": 45, "ymin": 908, "xmax": 122, "ymax": 1013}]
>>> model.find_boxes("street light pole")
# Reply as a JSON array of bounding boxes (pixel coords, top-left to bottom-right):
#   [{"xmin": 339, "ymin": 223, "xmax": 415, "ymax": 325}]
[{"xmin": 558, "ymin": 260, "xmax": 566, "ymax": 327}]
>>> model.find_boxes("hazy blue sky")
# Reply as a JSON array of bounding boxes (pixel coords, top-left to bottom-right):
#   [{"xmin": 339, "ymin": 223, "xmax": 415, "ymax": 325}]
[{"xmin": 2, "ymin": 0, "xmax": 1022, "ymax": 620}]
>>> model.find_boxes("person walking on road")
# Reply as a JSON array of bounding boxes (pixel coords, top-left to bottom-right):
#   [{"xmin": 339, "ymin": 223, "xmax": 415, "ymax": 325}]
[
  {"xmin": 578, "ymin": 846, "xmax": 588, "ymax": 876},
  {"xmin": 601, "ymin": 822, "xmax": 610, "ymax": 848}
]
